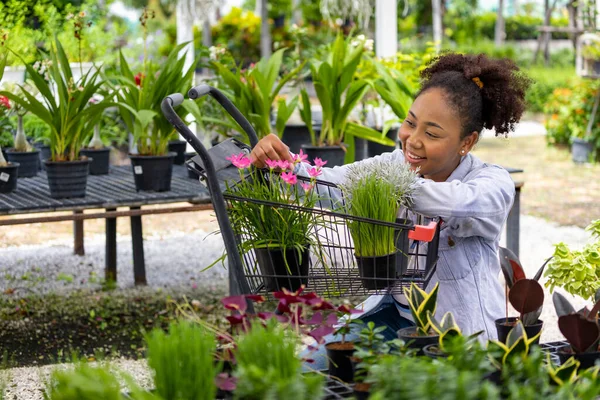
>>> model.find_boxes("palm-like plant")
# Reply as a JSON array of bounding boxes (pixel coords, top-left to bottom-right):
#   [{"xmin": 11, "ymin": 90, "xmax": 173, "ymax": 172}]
[
  {"xmin": 0, "ymin": 38, "xmax": 111, "ymax": 161},
  {"xmin": 107, "ymin": 42, "xmax": 197, "ymax": 155}
]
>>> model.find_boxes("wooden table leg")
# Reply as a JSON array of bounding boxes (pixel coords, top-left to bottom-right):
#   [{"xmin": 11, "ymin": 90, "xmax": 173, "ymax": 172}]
[
  {"xmin": 105, "ymin": 208, "xmax": 117, "ymax": 282},
  {"xmin": 73, "ymin": 210, "xmax": 84, "ymax": 256},
  {"xmin": 130, "ymin": 206, "xmax": 147, "ymax": 285},
  {"xmin": 506, "ymin": 182, "xmax": 523, "ymax": 257}
]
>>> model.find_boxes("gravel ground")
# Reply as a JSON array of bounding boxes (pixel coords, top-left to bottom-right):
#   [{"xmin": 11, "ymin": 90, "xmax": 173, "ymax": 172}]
[
  {"xmin": 0, "ymin": 229, "xmax": 228, "ymax": 295},
  {"xmin": 0, "ymin": 213, "xmax": 595, "ymax": 399}
]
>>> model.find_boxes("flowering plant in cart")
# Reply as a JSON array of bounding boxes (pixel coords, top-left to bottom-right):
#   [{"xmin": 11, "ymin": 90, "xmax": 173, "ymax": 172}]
[{"xmin": 215, "ymin": 150, "xmax": 326, "ymax": 283}]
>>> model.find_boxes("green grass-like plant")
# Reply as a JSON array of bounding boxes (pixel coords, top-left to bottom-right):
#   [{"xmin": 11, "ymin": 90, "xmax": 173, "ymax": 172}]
[
  {"xmin": 338, "ymin": 157, "xmax": 417, "ymax": 257},
  {"xmin": 145, "ymin": 320, "xmax": 219, "ymax": 400},
  {"xmin": 43, "ymin": 362, "xmax": 126, "ymax": 400},
  {"xmin": 234, "ymin": 319, "xmax": 324, "ymax": 400}
]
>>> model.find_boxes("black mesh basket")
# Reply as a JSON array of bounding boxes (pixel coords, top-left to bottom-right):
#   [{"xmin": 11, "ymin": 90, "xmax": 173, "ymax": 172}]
[{"xmin": 161, "ymin": 86, "xmax": 440, "ymax": 298}]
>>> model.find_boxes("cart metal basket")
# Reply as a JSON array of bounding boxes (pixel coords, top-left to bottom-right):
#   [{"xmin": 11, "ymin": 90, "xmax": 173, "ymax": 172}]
[{"xmin": 161, "ymin": 86, "xmax": 440, "ymax": 298}]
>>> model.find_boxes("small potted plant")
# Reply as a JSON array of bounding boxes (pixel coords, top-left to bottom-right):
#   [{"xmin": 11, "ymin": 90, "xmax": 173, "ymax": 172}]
[
  {"xmin": 495, "ymin": 246, "xmax": 549, "ymax": 343},
  {"xmin": 109, "ymin": 9, "xmax": 197, "ymax": 192},
  {"xmin": 422, "ymin": 311, "xmax": 483, "ymax": 359},
  {"xmin": 0, "ymin": 95, "xmax": 14, "ymax": 162},
  {"xmin": 0, "ymin": 146, "xmax": 18, "ymax": 194},
  {"xmin": 351, "ymin": 321, "xmax": 391, "ymax": 399},
  {"xmin": 234, "ymin": 319, "xmax": 324, "ymax": 399},
  {"xmin": 397, "ymin": 282, "xmax": 440, "ymax": 354},
  {"xmin": 552, "ymin": 290, "xmax": 600, "ymax": 369},
  {"xmin": 4, "ymin": 99, "xmax": 39, "ymax": 178},
  {"xmin": 145, "ymin": 320, "xmax": 221, "ymax": 399},
  {"xmin": 298, "ymin": 33, "xmax": 395, "ymax": 166},
  {"xmin": 322, "ymin": 304, "xmax": 363, "ymax": 383},
  {"xmin": 545, "ymin": 219, "xmax": 600, "ymax": 301},
  {"xmin": 79, "ymin": 122, "xmax": 111, "ymax": 175},
  {"xmin": 338, "ymin": 157, "xmax": 417, "ymax": 289},
  {"xmin": 219, "ymin": 151, "xmax": 323, "ymax": 292}
]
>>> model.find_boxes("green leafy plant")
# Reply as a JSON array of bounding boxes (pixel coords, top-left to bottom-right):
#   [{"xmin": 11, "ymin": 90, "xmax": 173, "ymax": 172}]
[
  {"xmin": 108, "ymin": 41, "xmax": 196, "ymax": 156},
  {"xmin": 145, "ymin": 320, "xmax": 219, "ymax": 400},
  {"xmin": 209, "ymin": 47, "xmax": 305, "ymax": 140},
  {"xmin": 487, "ymin": 321, "xmax": 542, "ymax": 367},
  {"xmin": 234, "ymin": 319, "xmax": 324, "ymax": 400},
  {"xmin": 544, "ymin": 219, "xmax": 600, "ymax": 301},
  {"xmin": 43, "ymin": 362, "xmax": 127, "ymax": 400},
  {"xmin": 371, "ymin": 59, "xmax": 415, "ymax": 131},
  {"xmin": 338, "ymin": 157, "xmax": 417, "ymax": 257},
  {"xmin": 352, "ymin": 321, "xmax": 389, "ymax": 386},
  {"xmin": 405, "ymin": 282, "xmax": 440, "ymax": 336},
  {"xmin": 0, "ymin": 38, "xmax": 111, "ymax": 161},
  {"xmin": 298, "ymin": 33, "xmax": 395, "ymax": 150}
]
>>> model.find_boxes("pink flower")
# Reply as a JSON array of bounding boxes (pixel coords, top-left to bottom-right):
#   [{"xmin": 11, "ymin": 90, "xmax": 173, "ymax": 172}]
[
  {"xmin": 300, "ymin": 182, "xmax": 314, "ymax": 192},
  {"xmin": 276, "ymin": 160, "xmax": 291, "ymax": 170},
  {"xmin": 280, "ymin": 171, "xmax": 297, "ymax": 185},
  {"xmin": 226, "ymin": 152, "xmax": 252, "ymax": 169},
  {"xmin": 293, "ymin": 149, "xmax": 308, "ymax": 164},
  {"xmin": 265, "ymin": 159, "xmax": 279, "ymax": 170},
  {"xmin": 307, "ymin": 167, "xmax": 322, "ymax": 178},
  {"xmin": 313, "ymin": 158, "xmax": 327, "ymax": 168}
]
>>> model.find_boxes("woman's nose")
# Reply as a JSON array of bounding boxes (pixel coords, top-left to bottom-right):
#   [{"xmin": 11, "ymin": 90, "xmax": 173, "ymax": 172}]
[{"xmin": 406, "ymin": 132, "xmax": 422, "ymax": 150}]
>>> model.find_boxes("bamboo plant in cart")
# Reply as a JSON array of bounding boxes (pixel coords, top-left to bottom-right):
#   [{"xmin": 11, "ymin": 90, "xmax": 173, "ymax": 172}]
[{"xmin": 0, "ymin": 38, "xmax": 112, "ymax": 198}]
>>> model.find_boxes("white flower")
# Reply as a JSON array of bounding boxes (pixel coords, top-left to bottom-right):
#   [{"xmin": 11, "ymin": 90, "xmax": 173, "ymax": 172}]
[
  {"xmin": 364, "ymin": 39, "xmax": 374, "ymax": 52},
  {"xmin": 356, "ymin": 34, "xmax": 366, "ymax": 41}
]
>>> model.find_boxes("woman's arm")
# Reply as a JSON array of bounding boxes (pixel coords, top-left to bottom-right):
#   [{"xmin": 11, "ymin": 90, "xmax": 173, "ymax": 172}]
[{"xmin": 411, "ymin": 165, "xmax": 515, "ymax": 241}]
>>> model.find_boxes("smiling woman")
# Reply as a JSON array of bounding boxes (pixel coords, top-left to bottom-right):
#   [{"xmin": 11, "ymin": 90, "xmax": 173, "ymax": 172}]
[{"xmin": 250, "ymin": 52, "xmax": 531, "ymax": 370}]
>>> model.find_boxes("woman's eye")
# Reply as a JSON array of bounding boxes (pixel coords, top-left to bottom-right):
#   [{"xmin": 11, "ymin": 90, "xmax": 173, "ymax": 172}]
[
  {"xmin": 405, "ymin": 120, "xmax": 415, "ymax": 127},
  {"xmin": 426, "ymin": 132, "xmax": 438, "ymax": 138}
]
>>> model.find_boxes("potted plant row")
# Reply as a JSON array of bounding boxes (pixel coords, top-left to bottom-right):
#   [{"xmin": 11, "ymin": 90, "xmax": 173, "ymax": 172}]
[{"xmin": 0, "ymin": 38, "xmax": 113, "ymax": 198}]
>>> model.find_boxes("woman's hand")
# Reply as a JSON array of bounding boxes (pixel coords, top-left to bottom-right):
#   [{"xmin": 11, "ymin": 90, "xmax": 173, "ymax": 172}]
[{"xmin": 249, "ymin": 133, "xmax": 294, "ymax": 168}]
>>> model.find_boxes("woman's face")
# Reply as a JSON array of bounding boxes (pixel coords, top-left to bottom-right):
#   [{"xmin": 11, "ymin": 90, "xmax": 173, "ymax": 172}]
[{"xmin": 398, "ymin": 87, "xmax": 477, "ymax": 182}]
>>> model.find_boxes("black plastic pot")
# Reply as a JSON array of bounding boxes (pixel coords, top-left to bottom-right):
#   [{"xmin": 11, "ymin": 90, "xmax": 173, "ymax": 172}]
[
  {"xmin": 168, "ymin": 140, "xmax": 187, "ymax": 165},
  {"xmin": 367, "ymin": 127, "xmax": 399, "ymax": 158},
  {"xmin": 353, "ymin": 385, "xmax": 370, "ymax": 400},
  {"xmin": 255, "ymin": 246, "xmax": 309, "ymax": 292},
  {"xmin": 6, "ymin": 149, "xmax": 40, "ymax": 177},
  {"xmin": 0, "ymin": 162, "xmax": 19, "ymax": 193},
  {"xmin": 494, "ymin": 317, "xmax": 543, "ymax": 344},
  {"xmin": 273, "ymin": 14, "xmax": 285, "ymax": 28},
  {"xmin": 572, "ymin": 138, "xmax": 594, "ymax": 164},
  {"xmin": 185, "ymin": 152, "xmax": 199, "ymax": 179},
  {"xmin": 38, "ymin": 144, "xmax": 51, "ymax": 170},
  {"xmin": 281, "ymin": 124, "xmax": 314, "ymax": 154},
  {"xmin": 397, "ymin": 326, "xmax": 439, "ymax": 355},
  {"xmin": 80, "ymin": 147, "xmax": 111, "ymax": 175},
  {"xmin": 44, "ymin": 159, "xmax": 91, "ymax": 199},
  {"xmin": 423, "ymin": 343, "xmax": 448, "ymax": 359},
  {"xmin": 557, "ymin": 347, "xmax": 600, "ymax": 370},
  {"xmin": 129, "ymin": 153, "xmax": 175, "ymax": 192},
  {"xmin": 355, "ymin": 252, "xmax": 399, "ymax": 290},
  {"xmin": 301, "ymin": 144, "xmax": 345, "ymax": 167},
  {"xmin": 354, "ymin": 138, "xmax": 368, "ymax": 161},
  {"xmin": 325, "ymin": 342, "xmax": 355, "ymax": 383}
]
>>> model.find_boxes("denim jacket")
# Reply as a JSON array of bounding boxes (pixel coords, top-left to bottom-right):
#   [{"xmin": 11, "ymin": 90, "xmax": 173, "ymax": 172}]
[{"xmin": 296, "ymin": 150, "xmax": 515, "ymax": 340}]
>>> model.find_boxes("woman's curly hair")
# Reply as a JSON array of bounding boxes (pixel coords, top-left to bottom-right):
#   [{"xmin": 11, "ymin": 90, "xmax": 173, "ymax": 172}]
[{"xmin": 418, "ymin": 53, "xmax": 531, "ymax": 139}]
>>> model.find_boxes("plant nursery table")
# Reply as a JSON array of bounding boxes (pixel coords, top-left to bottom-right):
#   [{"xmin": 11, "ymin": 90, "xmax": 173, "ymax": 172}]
[{"xmin": 0, "ymin": 164, "xmax": 212, "ymax": 285}]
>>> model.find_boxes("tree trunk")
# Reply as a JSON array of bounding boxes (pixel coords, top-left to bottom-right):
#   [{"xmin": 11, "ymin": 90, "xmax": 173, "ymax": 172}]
[
  {"xmin": 432, "ymin": 0, "xmax": 442, "ymax": 51},
  {"xmin": 259, "ymin": 0, "xmax": 272, "ymax": 58},
  {"xmin": 495, "ymin": 0, "xmax": 505, "ymax": 47}
]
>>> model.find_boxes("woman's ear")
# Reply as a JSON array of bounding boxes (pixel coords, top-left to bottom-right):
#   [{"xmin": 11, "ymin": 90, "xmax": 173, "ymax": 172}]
[{"xmin": 460, "ymin": 131, "xmax": 479, "ymax": 154}]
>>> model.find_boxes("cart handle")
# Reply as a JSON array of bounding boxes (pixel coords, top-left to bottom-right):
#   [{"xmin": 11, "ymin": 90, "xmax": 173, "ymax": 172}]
[
  {"xmin": 188, "ymin": 84, "xmax": 260, "ymax": 148},
  {"xmin": 408, "ymin": 221, "xmax": 439, "ymax": 242},
  {"xmin": 161, "ymin": 94, "xmax": 254, "ymax": 303}
]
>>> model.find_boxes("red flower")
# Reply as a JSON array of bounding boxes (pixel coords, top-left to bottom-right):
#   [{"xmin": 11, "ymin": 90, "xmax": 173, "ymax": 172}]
[
  {"xmin": 134, "ymin": 72, "xmax": 145, "ymax": 86},
  {"xmin": 0, "ymin": 96, "xmax": 10, "ymax": 109}
]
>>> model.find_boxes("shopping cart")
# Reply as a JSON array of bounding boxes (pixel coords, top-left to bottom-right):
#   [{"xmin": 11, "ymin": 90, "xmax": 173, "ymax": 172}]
[{"xmin": 161, "ymin": 85, "xmax": 441, "ymax": 299}]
